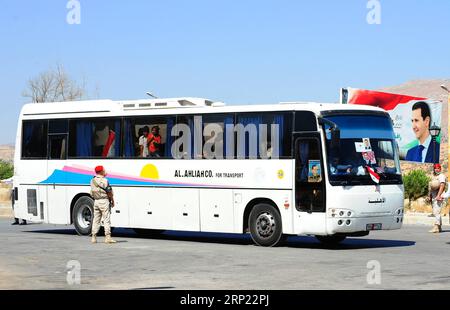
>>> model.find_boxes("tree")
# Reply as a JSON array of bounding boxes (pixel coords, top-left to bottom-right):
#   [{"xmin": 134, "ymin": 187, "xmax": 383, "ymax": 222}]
[
  {"xmin": 0, "ymin": 161, "xmax": 13, "ymax": 180},
  {"xmin": 403, "ymin": 169, "xmax": 430, "ymax": 201},
  {"xmin": 22, "ymin": 64, "xmax": 86, "ymax": 103}
]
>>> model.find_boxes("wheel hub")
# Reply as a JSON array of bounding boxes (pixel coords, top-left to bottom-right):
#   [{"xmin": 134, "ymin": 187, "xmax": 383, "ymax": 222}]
[
  {"xmin": 77, "ymin": 204, "xmax": 92, "ymax": 229},
  {"xmin": 256, "ymin": 212, "xmax": 276, "ymax": 238}
]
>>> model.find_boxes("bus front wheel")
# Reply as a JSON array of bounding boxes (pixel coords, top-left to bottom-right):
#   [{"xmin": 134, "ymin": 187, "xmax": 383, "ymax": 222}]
[
  {"xmin": 248, "ymin": 203, "xmax": 283, "ymax": 247},
  {"xmin": 73, "ymin": 196, "xmax": 95, "ymax": 236}
]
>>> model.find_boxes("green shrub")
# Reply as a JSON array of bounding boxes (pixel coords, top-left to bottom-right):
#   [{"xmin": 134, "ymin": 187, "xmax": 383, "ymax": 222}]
[
  {"xmin": 0, "ymin": 161, "xmax": 13, "ymax": 180},
  {"xmin": 403, "ymin": 169, "xmax": 430, "ymax": 200}
]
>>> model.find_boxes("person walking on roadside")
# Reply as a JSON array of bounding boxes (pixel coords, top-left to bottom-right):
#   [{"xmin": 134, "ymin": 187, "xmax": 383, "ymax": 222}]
[
  {"xmin": 10, "ymin": 188, "xmax": 26, "ymax": 226},
  {"xmin": 428, "ymin": 163, "xmax": 446, "ymax": 233},
  {"xmin": 90, "ymin": 166, "xmax": 116, "ymax": 244}
]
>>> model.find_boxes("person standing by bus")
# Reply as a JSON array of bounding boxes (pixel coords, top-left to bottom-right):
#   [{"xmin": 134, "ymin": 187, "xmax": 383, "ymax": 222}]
[
  {"xmin": 10, "ymin": 188, "xmax": 26, "ymax": 226},
  {"xmin": 428, "ymin": 163, "xmax": 446, "ymax": 233},
  {"xmin": 90, "ymin": 166, "xmax": 116, "ymax": 244}
]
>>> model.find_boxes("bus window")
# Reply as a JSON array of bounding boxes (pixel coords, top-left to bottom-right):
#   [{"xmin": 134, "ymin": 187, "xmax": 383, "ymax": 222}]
[
  {"xmin": 22, "ymin": 120, "xmax": 48, "ymax": 159},
  {"xmin": 49, "ymin": 135, "xmax": 67, "ymax": 160},
  {"xmin": 263, "ymin": 113, "xmax": 292, "ymax": 159},
  {"xmin": 201, "ymin": 114, "xmax": 234, "ymax": 159},
  {"xmin": 48, "ymin": 119, "xmax": 68, "ymax": 134},
  {"xmin": 48, "ymin": 119, "xmax": 68, "ymax": 160},
  {"xmin": 174, "ymin": 115, "xmax": 193, "ymax": 159},
  {"xmin": 294, "ymin": 111, "xmax": 317, "ymax": 132},
  {"xmin": 68, "ymin": 119, "xmax": 121, "ymax": 158},
  {"xmin": 236, "ymin": 113, "xmax": 292, "ymax": 159},
  {"xmin": 123, "ymin": 117, "xmax": 175, "ymax": 158}
]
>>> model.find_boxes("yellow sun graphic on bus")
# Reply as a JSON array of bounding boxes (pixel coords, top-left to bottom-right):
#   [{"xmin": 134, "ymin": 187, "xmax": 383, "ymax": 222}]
[{"xmin": 140, "ymin": 164, "xmax": 159, "ymax": 179}]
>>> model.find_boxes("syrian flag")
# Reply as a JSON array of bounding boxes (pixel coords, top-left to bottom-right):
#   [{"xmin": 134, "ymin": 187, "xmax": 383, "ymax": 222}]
[
  {"xmin": 366, "ymin": 166, "xmax": 380, "ymax": 184},
  {"xmin": 344, "ymin": 88, "xmax": 425, "ymax": 110},
  {"xmin": 102, "ymin": 130, "xmax": 116, "ymax": 158}
]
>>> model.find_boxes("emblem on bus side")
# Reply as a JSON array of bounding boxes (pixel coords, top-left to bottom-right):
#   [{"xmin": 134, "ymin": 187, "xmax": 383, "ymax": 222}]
[{"xmin": 277, "ymin": 170, "xmax": 284, "ymax": 179}]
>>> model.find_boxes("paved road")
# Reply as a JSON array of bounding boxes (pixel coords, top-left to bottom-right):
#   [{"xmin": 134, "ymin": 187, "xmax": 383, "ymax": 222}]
[{"xmin": 0, "ymin": 218, "xmax": 449, "ymax": 290}]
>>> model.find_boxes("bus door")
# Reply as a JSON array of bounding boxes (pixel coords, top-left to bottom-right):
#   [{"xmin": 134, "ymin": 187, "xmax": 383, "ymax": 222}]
[{"xmin": 293, "ymin": 133, "xmax": 327, "ymax": 234}]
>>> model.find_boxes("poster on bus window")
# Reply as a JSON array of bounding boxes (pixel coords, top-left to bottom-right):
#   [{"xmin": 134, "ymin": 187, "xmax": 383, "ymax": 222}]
[
  {"xmin": 308, "ymin": 160, "xmax": 322, "ymax": 183},
  {"xmin": 342, "ymin": 88, "xmax": 442, "ymax": 164}
]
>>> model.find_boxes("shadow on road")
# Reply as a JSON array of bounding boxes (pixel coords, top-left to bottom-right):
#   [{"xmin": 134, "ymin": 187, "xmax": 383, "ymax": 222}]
[{"xmin": 23, "ymin": 227, "xmax": 416, "ymax": 250}]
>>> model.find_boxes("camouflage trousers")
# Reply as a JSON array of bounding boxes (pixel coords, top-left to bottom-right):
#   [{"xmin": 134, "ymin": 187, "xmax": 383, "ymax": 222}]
[
  {"xmin": 432, "ymin": 199, "xmax": 443, "ymax": 226},
  {"xmin": 91, "ymin": 199, "xmax": 111, "ymax": 236}
]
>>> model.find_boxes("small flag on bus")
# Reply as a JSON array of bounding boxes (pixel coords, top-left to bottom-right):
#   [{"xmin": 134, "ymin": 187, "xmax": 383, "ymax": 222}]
[{"xmin": 366, "ymin": 166, "xmax": 380, "ymax": 184}]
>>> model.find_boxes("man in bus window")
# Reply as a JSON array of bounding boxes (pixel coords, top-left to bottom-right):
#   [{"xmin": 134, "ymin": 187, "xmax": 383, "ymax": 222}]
[
  {"xmin": 139, "ymin": 126, "xmax": 149, "ymax": 157},
  {"xmin": 148, "ymin": 126, "xmax": 162, "ymax": 157},
  {"xmin": 90, "ymin": 166, "xmax": 116, "ymax": 244}
]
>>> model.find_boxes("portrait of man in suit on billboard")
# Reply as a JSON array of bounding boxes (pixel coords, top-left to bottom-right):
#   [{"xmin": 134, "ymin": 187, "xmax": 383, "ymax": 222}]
[{"xmin": 405, "ymin": 101, "xmax": 440, "ymax": 163}]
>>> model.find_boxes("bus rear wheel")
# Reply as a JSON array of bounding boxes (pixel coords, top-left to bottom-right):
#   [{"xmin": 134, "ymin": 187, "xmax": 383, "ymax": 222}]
[
  {"xmin": 315, "ymin": 235, "xmax": 346, "ymax": 246},
  {"xmin": 248, "ymin": 203, "xmax": 283, "ymax": 247},
  {"xmin": 73, "ymin": 196, "xmax": 96, "ymax": 236}
]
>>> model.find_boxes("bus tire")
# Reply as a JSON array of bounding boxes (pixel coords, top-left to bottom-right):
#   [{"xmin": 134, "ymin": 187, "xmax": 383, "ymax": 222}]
[
  {"xmin": 72, "ymin": 196, "xmax": 95, "ymax": 236},
  {"xmin": 248, "ymin": 203, "xmax": 283, "ymax": 247},
  {"xmin": 315, "ymin": 235, "xmax": 346, "ymax": 246},
  {"xmin": 133, "ymin": 228, "xmax": 165, "ymax": 237}
]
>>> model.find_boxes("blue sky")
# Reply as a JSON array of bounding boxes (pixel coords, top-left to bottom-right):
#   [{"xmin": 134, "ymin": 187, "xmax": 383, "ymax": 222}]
[{"xmin": 1, "ymin": 0, "xmax": 449, "ymax": 144}]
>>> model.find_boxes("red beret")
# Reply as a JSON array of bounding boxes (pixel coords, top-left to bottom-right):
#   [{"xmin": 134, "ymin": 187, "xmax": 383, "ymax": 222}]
[
  {"xmin": 434, "ymin": 163, "xmax": 441, "ymax": 169},
  {"xmin": 95, "ymin": 166, "xmax": 104, "ymax": 173}
]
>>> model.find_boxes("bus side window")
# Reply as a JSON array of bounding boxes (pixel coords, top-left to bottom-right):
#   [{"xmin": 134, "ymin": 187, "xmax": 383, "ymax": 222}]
[
  {"xmin": 48, "ymin": 120, "xmax": 68, "ymax": 160},
  {"xmin": 22, "ymin": 120, "xmax": 48, "ymax": 159},
  {"xmin": 68, "ymin": 119, "xmax": 121, "ymax": 158},
  {"xmin": 48, "ymin": 135, "xmax": 67, "ymax": 160},
  {"xmin": 202, "ymin": 114, "xmax": 234, "ymax": 159},
  {"xmin": 123, "ymin": 117, "xmax": 175, "ymax": 159}
]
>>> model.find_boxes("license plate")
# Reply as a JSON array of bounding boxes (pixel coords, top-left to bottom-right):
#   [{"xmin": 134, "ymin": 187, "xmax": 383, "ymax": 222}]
[{"xmin": 366, "ymin": 223, "xmax": 382, "ymax": 231}]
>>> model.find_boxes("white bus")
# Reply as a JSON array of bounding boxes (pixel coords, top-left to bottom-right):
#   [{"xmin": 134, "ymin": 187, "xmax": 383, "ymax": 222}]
[{"xmin": 12, "ymin": 97, "xmax": 404, "ymax": 246}]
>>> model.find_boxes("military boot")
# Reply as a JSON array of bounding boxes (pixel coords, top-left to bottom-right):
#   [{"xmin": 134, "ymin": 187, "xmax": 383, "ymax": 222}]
[
  {"xmin": 438, "ymin": 225, "xmax": 442, "ymax": 233},
  {"xmin": 429, "ymin": 224, "xmax": 440, "ymax": 233},
  {"xmin": 91, "ymin": 235, "xmax": 97, "ymax": 243},
  {"xmin": 105, "ymin": 235, "xmax": 117, "ymax": 244}
]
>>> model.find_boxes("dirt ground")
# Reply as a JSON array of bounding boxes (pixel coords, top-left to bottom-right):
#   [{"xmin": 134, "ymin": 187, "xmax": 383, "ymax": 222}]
[{"xmin": 405, "ymin": 197, "xmax": 450, "ymax": 215}]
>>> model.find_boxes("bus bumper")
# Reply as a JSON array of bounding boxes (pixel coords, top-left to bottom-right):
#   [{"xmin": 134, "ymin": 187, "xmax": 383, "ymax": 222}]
[{"xmin": 326, "ymin": 215, "xmax": 403, "ymax": 235}]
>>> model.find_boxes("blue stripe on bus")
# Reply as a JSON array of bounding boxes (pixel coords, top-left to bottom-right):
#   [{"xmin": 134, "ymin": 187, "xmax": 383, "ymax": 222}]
[{"xmin": 39, "ymin": 170, "xmax": 198, "ymax": 187}]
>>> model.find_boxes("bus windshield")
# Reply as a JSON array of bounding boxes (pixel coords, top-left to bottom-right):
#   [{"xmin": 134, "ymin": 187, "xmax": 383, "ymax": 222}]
[{"xmin": 323, "ymin": 114, "xmax": 402, "ymax": 186}]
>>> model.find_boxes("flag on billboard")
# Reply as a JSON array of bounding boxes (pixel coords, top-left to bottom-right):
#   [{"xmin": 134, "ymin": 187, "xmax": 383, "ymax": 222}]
[{"xmin": 343, "ymin": 88, "xmax": 442, "ymax": 164}]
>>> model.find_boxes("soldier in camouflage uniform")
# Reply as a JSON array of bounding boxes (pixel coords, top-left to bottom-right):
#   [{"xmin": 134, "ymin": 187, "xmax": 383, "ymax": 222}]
[
  {"xmin": 428, "ymin": 163, "xmax": 446, "ymax": 233},
  {"xmin": 90, "ymin": 166, "xmax": 116, "ymax": 244}
]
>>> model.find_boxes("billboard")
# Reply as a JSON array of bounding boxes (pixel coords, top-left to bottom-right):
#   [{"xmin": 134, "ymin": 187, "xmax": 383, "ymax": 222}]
[{"xmin": 341, "ymin": 88, "xmax": 442, "ymax": 163}]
